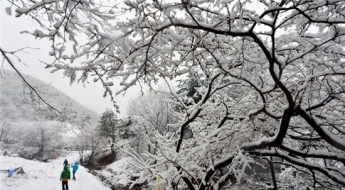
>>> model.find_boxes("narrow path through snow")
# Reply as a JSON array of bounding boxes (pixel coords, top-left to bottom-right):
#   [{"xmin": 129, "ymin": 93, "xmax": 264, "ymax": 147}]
[{"xmin": 0, "ymin": 152, "xmax": 111, "ymax": 190}]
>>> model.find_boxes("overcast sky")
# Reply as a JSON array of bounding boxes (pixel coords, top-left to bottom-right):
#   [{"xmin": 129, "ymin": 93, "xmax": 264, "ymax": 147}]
[{"xmin": 0, "ymin": 1, "xmax": 139, "ymax": 118}]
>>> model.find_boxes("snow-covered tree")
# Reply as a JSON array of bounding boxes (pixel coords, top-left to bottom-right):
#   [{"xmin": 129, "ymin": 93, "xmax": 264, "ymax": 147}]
[
  {"xmin": 127, "ymin": 88, "xmax": 178, "ymax": 156},
  {"xmin": 0, "ymin": 122, "xmax": 11, "ymax": 143},
  {"xmin": 74, "ymin": 128, "xmax": 102, "ymax": 164},
  {"xmin": 128, "ymin": 89, "xmax": 177, "ymax": 135},
  {"xmin": 97, "ymin": 109, "xmax": 134, "ymax": 154},
  {"xmin": 97, "ymin": 109, "xmax": 119, "ymax": 150},
  {"xmin": 23, "ymin": 122, "xmax": 61, "ymax": 158},
  {"xmin": 176, "ymin": 74, "xmax": 204, "ymax": 106},
  {"xmin": 4, "ymin": 0, "xmax": 345, "ymax": 189}
]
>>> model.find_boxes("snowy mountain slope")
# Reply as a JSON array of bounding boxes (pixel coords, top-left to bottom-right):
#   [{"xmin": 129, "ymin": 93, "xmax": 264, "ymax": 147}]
[
  {"xmin": 0, "ymin": 152, "xmax": 111, "ymax": 190},
  {"xmin": 0, "ymin": 71, "xmax": 101, "ymax": 159},
  {"xmin": 0, "ymin": 70, "xmax": 100, "ymax": 126}
]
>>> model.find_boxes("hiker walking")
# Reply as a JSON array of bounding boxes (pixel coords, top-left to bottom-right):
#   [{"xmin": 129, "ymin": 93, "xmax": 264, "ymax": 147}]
[
  {"xmin": 60, "ymin": 166, "xmax": 70, "ymax": 190},
  {"xmin": 71, "ymin": 162, "xmax": 79, "ymax": 180},
  {"xmin": 63, "ymin": 159, "xmax": 69, "ymax": 167}
]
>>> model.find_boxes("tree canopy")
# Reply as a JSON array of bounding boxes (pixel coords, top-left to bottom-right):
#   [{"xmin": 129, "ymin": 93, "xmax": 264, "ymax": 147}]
[
  {"xmin": 97, "ymin": 109, "xmax": 119, "ymax": 143},
  {"xmin": 3, "ymin": 0, "xmax": 345, "ymax": 189}
]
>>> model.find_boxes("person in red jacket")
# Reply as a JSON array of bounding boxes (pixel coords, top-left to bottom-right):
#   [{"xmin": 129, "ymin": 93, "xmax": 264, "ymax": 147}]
[{"xmin": 60, "ymin": 166, "xmax": 70, "ymax": 190}]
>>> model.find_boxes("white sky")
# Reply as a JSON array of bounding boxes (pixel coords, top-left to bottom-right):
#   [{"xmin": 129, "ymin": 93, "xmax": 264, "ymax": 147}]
[{"xmin": 0, "ymin": 1, "xmax": 139, "ymax": 118}]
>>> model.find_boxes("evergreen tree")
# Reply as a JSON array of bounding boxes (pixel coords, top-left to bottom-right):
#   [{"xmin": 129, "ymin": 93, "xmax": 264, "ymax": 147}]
[
  {"xmin": 176, "ymin": 75, "xmax": 204, "ymax": 105},
  {"xmin": 97, "ymin": 109, "xmax": 135, "ymax": 153},
  {"xmin": 116, "ymin": 117, "xmax": 135, "ymax": 139},
  {"xmin": 97, "ymin": 109, "xmax": 118, "ymax": 145}
]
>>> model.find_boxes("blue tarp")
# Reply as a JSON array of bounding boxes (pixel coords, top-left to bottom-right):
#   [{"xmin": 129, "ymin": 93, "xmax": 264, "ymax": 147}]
[{"xmin": 8, "ymin": 168, "xmax": 14, "ymax": 177}]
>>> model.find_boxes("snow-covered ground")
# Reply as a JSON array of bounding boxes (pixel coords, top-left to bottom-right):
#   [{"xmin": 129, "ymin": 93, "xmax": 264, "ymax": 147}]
[
  {"xmin": 0, "ymin": 152, "xmax": 112, "ymax": 190},
  {"xmin": 97, "ymin": 157, "xmax": 138, "ymax": 188}
]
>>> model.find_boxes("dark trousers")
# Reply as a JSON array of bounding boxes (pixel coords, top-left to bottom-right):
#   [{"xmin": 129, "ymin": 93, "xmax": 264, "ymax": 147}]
[
  {"xmin": 72, "ymin": 171, "xmax": 76, "ymax": 180},
  {"xmin": 62, "ymin": 181, "xmax": 68, "ymax": 190}
]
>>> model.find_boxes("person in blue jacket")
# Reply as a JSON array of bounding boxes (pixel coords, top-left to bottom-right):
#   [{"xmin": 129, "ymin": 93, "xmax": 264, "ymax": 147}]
[{"xmin": 71, "ymin": 162, "xmax": 79, "ymax": 180}]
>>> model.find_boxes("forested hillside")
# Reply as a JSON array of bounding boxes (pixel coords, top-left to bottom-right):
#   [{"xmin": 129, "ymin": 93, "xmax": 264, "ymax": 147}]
[
  {"xmin": 0, "ymin": 71, "xmax": 99, "ymax": 124},
  {"xmin": 0, "ymin": 71, "xmax": 100, "ymax": 159}
]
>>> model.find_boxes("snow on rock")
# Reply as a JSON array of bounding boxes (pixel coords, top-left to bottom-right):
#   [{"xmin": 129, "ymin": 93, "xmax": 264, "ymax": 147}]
[
  {"xmin": 97, "ymin": 157, "xmax": 138, "ymax": 187},
  {"xmin": 0, "ymin": 152, "xmax": 111, "ymax": 190}
]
